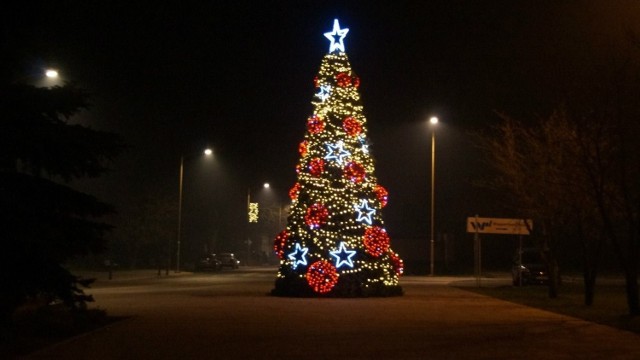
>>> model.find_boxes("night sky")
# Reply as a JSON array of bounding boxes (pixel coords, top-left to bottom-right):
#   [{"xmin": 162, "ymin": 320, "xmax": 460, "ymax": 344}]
[{"xmin": 5, "ymin": 1, "xmax": 640, "ymax": 269}]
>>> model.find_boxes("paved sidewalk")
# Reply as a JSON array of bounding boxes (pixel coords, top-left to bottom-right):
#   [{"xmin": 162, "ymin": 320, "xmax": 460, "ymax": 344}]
[{"xmin": 28, "ymin": 272, "xmax": 640, "ymax": 359}]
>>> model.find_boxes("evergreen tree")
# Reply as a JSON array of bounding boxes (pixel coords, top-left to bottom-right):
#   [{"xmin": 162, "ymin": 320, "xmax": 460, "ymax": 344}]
[
  {"xmin": 272, "ymin": 20, "xmax": 403, "ymax": 297},
  {"xmin": 0, "ymin": 78, "xmax": 123, "ymax": 325}
]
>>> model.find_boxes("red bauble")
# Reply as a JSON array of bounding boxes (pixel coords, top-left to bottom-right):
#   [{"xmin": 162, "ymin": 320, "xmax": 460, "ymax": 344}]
[
  {"xmin": 306, "ymin": 260, "xmax": 339, "ymax": 294},
  {"xmin": 336, "ymin": 72, "xmax": 352, "ymax": 88},
  {"xmin": 389, "ymin": 250, "xmax": 404, "ymax": 276},
  {"xmin": 344, "ymin": 161, "xmax": 366, "ymax": 183},
  {"xmin": 313, "ymin": 76, "xmax": 320, "ymax": 88},
  {"xmin": 308, "ymin": 158, "xmax": 324, "ymax": 177},
  {"xmin": 307, "ymin": 115, "xmax": 324, "ymax": 134},
  {"xmin": 352, "ymin": 76, "xmax": 361, "ymax": 88},
  {"xmin": 274, "ymin": 230, "xmax": 289, "ymax": 260},
  {"xmin": 305, "ymin": 203, "xmax": 329, "ymax": 229},
  {"xmin": 343, "ymin": 116, "xmax": 362, "ymax": 137},
  {"xmin": 289, "ymin": 183, "xmax": 301, "ymax": 201},
  {"xmin": 374, "ymin": 185, "xmax": 389, "ymax": 208},
  {"xmin": 363, "ymin": 226, "xmax": 390, "ymax": 257},
  {"xmin": 299, "ymin": 140, "xmax": 309, "ymax": 157}
]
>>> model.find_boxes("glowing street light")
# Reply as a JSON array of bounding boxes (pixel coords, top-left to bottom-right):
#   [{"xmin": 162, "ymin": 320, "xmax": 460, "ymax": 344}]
[
  {"xmin": 429, "ymin": 116, "xmax": 438, "ymax": 276},
  {"xmin": 176, "ymin": 147, "xmax": 213, "ymax": 273},
  {"xmin": 45, "ymin": 69, "xmax": 59, "ymax": 78}
]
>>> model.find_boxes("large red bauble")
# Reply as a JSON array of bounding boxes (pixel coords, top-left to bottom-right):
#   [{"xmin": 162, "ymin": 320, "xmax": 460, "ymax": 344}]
[
  {"xmin": 342, "ymin": 116, "xmax": 362, "ymax": 137},
  {"xmin": 305, "ymin": 203, "xmax": 329, "ymax": 229},
  {"xmin": 344, "ymin": 161, "xmax": 366, "ymax": 183},
  {"xmin": 306, "ymin": 260, "xmax": 339, "ymax": 294},
  {"xmin": 374, "ymin": 185, "xmax": 389, "ymax": 208},
  {"xmin": 308, "ymin": 158, "xmax": 324, "ymax": 177},
  {"xmin": 336, "ymin": 72, "xmax": 352, "ymax": 88},
  {"xmin": 307, "ymin": 115, "xmax": 324, "ymax": 134},
  {"xmin": 389, "ymin": 250, "xmax": 404, "ymax": 276},
  {"xmin": 352, "ymin": 76, "xmax": 361, "ymax": 88},
  {"xmin": 363, "ymin": 226, "xmax": 390, "ymax": 257},
  {"xmin": 289, "ymin": 183, "xmax": 301, "ymax": 201},
  {"xmin": 299, "ymin": 140, "xmax": 309, "ymax": 157},
  {"xmin": 274, "ymin": 230, "xmax": 289, "ymax": 260}
]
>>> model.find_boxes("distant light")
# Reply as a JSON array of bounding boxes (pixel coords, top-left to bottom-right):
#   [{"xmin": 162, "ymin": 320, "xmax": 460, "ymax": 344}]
[
  {"xmin": 204, "ymin": 148, "xmax": 213, "ymax": 156},
  {"xmin": 430, "ymin": 117, "xmax": 439, "ymax": 125},
  {"xmin": 263, "ymin": 183, "xmax": 270, "ymax": 189},
  {"xmin": 45, "ymin": 69, "xmax": 58, "ymax": 78}
]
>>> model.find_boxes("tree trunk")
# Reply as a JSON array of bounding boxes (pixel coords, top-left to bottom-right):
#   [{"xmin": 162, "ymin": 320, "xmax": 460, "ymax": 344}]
[
  {"xmin": 584, "ymin": 266, "xmax": 597, "ymax": 306},
  {"xmin": 624, "ymin": 269, "xmax": 640, "ymax": 316},
  {"xmin": 547, "ymin": 258, "xmax": 559, "ymax": 299}
]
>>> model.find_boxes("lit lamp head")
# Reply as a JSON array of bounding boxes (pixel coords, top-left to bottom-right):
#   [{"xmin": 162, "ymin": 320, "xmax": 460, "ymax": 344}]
[
  {"xmin": 45, "ymin": 69, "xmax": 59, "ymax": 78},
  {"xmin": 429, "ymin": 116, "xmax": 439, "ymax": 125},
  {"xmin": 203, "ymin": 148, "xmax": 213, "ymax": 156}
]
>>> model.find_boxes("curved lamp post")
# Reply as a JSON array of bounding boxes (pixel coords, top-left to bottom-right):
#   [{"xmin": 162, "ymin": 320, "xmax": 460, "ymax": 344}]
[{"xmin": 176, "ymin": 148, "xmax": 213, "ymax": 273}]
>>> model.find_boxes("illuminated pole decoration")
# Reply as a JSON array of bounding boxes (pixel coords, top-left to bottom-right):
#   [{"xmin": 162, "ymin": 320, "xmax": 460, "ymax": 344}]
[
  {"xmin": 272, "ymin": 19, "xmax": 403, "ymax": 297},
  {"xmin": 248, "ymin": 203, "xmax": 259, "ymax": 223}
]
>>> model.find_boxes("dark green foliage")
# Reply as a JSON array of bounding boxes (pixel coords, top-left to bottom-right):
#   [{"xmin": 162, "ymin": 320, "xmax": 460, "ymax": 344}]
[{"xmin": 0, "ymin": 80, "xmax": 123, "ymax": 326}]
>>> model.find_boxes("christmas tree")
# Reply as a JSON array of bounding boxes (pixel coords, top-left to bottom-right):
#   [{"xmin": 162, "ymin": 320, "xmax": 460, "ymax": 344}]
[{"xmin": 272, "ymin": 19, "xmax": 403, "ymax": 297}]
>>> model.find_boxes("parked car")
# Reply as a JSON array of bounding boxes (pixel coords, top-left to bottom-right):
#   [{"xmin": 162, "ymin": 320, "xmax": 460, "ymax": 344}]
[
  {"xmin": 218, "ymin": 253, "xmax": 240, "ymax": 269},
  {"xmin": 196, "ymin": 254, "xmax": 222, "ymax": 271},
  {"xmin": 512, "ymin": 248, "xmax": 548, "ymax": 286}
]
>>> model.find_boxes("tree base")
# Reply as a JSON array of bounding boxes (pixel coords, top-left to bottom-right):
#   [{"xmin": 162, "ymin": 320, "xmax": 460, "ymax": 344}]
[{"xmin": 271, "ymin": 276, "xmax": 403, "ymax": 298}]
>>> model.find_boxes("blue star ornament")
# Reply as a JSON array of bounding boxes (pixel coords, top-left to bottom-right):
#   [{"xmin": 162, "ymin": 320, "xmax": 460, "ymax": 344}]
[
  {"xmin": 288, "ymin": 243, "xmax": 309, "ymax": 269},
  {"xmin": 315, "ymin": 85, "xmax": 332, "ymax": 102},
  {"xmin": 325, "ymin": 141, "xmax": 351, "ymax": 165},
  {"xmin": 324, "ymin": 19, "xmax": 349, "ymax": 53},
  {"xmin": 330, "ymin": 242, "xmax": 357, "ymax": 268},
  {"xmin": 355, "ymin": 199, "xmax": 376, "ymax": 225}
]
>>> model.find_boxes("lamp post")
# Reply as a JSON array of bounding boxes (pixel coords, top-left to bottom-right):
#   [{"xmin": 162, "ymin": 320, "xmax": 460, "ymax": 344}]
[
  {"xmin": 176, "ymin": 148, "xmax": 213, "ymax": 273},
  {"xmin": 429, "ymin": 116, "xmax": 438, "ymax": 276}
]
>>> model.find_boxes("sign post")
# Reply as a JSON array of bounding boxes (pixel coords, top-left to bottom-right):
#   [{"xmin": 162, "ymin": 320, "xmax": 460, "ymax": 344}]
[
  {"xmin": 467, "ymin": 216, "xmax": 532, "ymax": 287},
  {"xmin": 466, "ymin": 217, "xmax": 531, "ymax": 235}
]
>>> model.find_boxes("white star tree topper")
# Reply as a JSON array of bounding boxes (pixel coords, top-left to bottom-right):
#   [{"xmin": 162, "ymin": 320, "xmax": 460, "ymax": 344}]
[{"xmin": 324, "ymin": 19, "xmax": 349, "ymax": 53}]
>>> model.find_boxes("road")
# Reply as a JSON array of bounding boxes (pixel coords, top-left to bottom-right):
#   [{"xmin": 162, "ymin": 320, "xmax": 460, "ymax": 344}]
[{"xmin": 28, "ymin": 268, "xmax": 640, "ymax": 359}]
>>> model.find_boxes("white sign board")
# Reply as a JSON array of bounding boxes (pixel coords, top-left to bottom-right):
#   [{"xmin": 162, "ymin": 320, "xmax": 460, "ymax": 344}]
[{"xmin": 466, "ymin": 217, "xmax": 532, "ymax": 235}]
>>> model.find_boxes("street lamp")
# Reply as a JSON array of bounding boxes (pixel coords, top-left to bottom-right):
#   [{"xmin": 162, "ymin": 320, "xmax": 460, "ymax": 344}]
[
  {"xmin": 429, "ymin": 116, "xmax": 438, "ymax": 276},
  {"xmin": 45, "ymin": 69, "xmax": 59, "ymax": 78},
  {"xmin": 176, "ymin": 148, "xmax": 213, "ymax": 273}
]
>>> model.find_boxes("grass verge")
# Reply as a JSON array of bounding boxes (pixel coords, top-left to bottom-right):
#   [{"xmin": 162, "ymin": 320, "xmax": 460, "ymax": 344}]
[
  {"xmin": 461, "ymin": 280, "xmax": 640, "ymax": 334},
  {"xmin": 1, "ymin": 302, "xmax": 123, "ymax": 358}
]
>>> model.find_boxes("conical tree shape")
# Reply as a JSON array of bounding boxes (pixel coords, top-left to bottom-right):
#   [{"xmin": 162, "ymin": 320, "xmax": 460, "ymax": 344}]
[{"xmin": 272, "ymin": 20, "xmax": 403, "ymax": 297}]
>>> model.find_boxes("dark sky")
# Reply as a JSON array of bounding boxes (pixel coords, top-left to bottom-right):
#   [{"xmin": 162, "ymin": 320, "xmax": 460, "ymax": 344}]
[{"xmin": 5, "ymin": 1, "xmax": 640, "ymax": 266}]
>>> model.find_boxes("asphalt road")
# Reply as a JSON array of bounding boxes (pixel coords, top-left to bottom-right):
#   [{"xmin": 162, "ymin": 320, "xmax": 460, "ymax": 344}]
[{"xmin": 27, "ymin": 268, "xmax": 640, "ymax": 359}]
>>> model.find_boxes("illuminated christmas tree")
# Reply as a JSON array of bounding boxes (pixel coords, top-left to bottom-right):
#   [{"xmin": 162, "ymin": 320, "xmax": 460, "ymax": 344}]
[{"xmin": 272, "ymin": 19, "xmax": 403, "ymax": 297}]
